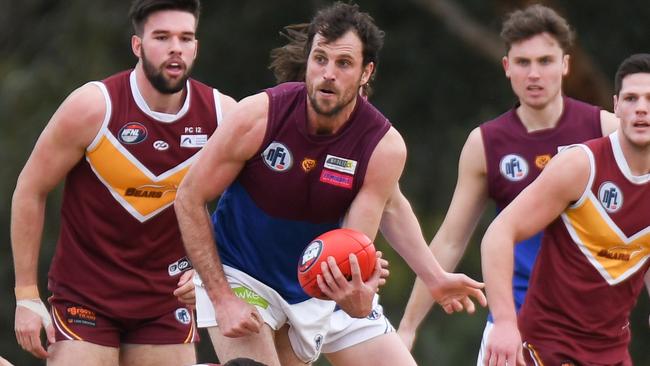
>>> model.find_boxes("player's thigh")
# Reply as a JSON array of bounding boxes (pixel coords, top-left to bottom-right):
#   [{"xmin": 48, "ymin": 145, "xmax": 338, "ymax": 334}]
[
  {"xmin": 47, "ymin": 340, "xmax": 118, "ymax": 366},
  {"xmin": 275, "ymin": 325, "xmax": 308, "ymax": 366},
  {"xmin": 208, "ymin": 324, "xmax": 281, "ymax": 366},
  {"xmin": 120, "ymin": 343, "xmax": 196, "ymax": 366},
  {"xmin": 325, "ymin": 333, "xmax": 416, "ymax": 366}
]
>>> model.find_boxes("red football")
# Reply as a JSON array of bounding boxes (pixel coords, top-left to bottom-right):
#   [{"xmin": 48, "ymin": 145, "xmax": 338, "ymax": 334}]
[{"xmin": 297, "ymin": 228, "xmax": 377, "ymax": 299}]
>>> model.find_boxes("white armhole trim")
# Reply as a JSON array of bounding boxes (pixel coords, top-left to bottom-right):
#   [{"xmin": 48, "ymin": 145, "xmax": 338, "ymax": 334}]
[
  {"xmin": 213, "ymin": 88, "xmax": 223, "ymax": 126},
  {"xmin": 86, "ymin": 81, "xmax": 112, "ymax": 152},
  {"xmin": 567, "ymin": 144, "xmax": 595, "ymax": 209}
]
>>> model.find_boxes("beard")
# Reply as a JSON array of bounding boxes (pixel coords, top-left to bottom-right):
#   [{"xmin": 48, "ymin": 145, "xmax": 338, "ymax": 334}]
[
  {"xmin": 141, "ymin": 48, "xmax": 192, "ymax": 94},
  {"xmin": 307, "ymin": 83, "xmax": 358, "ymax": 119}
]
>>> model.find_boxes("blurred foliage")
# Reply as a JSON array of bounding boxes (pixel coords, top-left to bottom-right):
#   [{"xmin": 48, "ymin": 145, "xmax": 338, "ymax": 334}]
[{"xmin": 1, "ymin": 1, "xmax": 649, "ymax": 365}]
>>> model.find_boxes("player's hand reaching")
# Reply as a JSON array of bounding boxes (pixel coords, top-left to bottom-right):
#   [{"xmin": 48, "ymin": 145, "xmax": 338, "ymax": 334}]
[
  {"xmin": 483, "ymin": 321, "xmax": 525, "ymax": 366},
  {"xmin": 317, "ymin": 251, "xmax": 389, "ymax": 318},
  {"xmin": 173, "ymin": 269, "xmax": 196, "ymax": 307},
  {"xmin": 214, "ymin": 294, "xmax": 263, "ymax": 338},
  {"xmin": 15, "ymin": 299, "xmax": 55, "ymax": 359},
  {"xmin": 429, "ymin": 272, "xmax": 487, "ymax": 314}
]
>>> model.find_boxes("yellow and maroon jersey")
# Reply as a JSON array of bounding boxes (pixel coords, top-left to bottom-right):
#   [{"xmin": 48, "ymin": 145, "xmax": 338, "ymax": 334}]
[
  {"xmin": 519, "ymin": 132, "xmax": 650, "ymax": 364},
  {"xmin": 49, "ymin": 70, "xmax": 224, "ymax": 319}
]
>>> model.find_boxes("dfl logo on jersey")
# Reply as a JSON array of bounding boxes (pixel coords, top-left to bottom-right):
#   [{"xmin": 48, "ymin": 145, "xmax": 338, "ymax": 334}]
[
  {"xmin": 118, "ymin": 122, "xmax": 147, "ymax": 144},
  {"xmin": 499, "ymin": 154, "xmax": 529, "ymax": 181},
  {"xmin": 262, "ymin": 142, "xmax": 292, "ymax": 172},
  {"xmin": 598, "ymin": 181, "xmax": 623, "ymax": 213}
]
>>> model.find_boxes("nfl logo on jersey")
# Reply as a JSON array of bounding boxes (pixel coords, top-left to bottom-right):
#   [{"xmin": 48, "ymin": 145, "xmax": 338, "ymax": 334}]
[
  {"xmin": 598, "ymin": 181, "xmax": 623, "ymax": 213},
  {"xmin": 262, "ymin": 142, "xmax": 293, "ymax": 172},
  {"xmin": 499, "ymin": 154, "xmax": 528, "ymax": 181}
]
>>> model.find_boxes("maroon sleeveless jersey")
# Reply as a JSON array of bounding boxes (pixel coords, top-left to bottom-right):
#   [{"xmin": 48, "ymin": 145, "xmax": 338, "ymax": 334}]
[
  {"xmin": 212, "ymin": 82, "xmax": 391, "ymax": 303},
  {"xmin": 481, "ymin": 96, "xmax": 601, "ymax": 210},
  {"xmin": 481, "ymin": 97, "xmax": 603, "ymax": 314},
  {"xmin": 49, "ymin": 70, "xmax": 222, "ymax": 318},
  {"xmin": 519, "ymin": 133, "xmax": 650, "ymax": 364}
]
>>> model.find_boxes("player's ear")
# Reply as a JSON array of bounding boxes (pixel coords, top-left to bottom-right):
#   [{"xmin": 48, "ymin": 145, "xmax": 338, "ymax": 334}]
[
  {"xmin": 562, "ymin": 54, "xmax": 570, "ymax": 77},
  {"xmin": 132, "ymin": 35, "xmax": 142, "ymax": 58},
  {"xmin": 193, "ymin": 39, "xmax": 199, "ymax": 61},
  {"xmin": 361, "ymin": 62, "xmax": 374, "ymax": 86},
  {"xmin": 502, "ymin": 56, "xmax": 510, "ymax": 78}
]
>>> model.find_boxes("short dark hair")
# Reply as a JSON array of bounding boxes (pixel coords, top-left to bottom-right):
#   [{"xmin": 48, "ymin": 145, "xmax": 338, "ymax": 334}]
[
  {"xmin": 306, "ymin": 2, "xmax": 384, "ymax": 68},
  {"xmin": 614, "ymin": 53, "xmax": 650, "ymax": 96},
  {"xmin": 223, "ymin": 358, "xmax": 268, "ymax": 366},
  {"xmin": 129, "ymin": 0, "xmax": 201, "ymax": 36},
  {"xmin": 500, "ymin": 4, "xmax": 574, "ymax": 54}
]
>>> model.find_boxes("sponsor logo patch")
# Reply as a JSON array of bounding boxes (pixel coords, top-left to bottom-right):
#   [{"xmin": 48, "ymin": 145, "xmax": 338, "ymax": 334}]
[
  {"xmin": 597, "ymin": 244, "xmax": 644, "ymax": 262},
  {"xmin": 153, "ymin": 140, "xmax": 169, "ymax": 151},
  {"xmin": 534, "ymin": 154, "xmax": 551, "ymax": 169},
  {"xmin": 232, "ymin": 287, "xmax": 269, "ymax": 309},
  {"xmin": 168, "ymin": 256, "xmax": 193, "ymax": 276},
  {"xmin": 324, "ymin": 154, "xmax": 357, "ymax": 175},
  {"xmin": 301, "ymin": 158, "xmax": 317, "ymax": 172},
  {"xmin": 180, "ymin": 134, "xmax": 208, "ymax": 148},
  {"xmin": 66, "ymin": 306, "xmax": 97, "ymax": 327},
  {"xmin": 174, "ymin": 308, "xmax": 191, "ymax": 324},
  {"xmin": 124, "ymin": 184, "xmax": 177, "ymax": 198},
  {"xmin": 262, "ymin": 142, "xmax": 292, "ymax": 172},
  {"xmin": 299, "ymin": 240, "xmax": 323, "ymax": 273},
  {"xmin": 119, "ymin": 122, "xmax": 147, "ymax": 144},
  {"xmin": 320, "ymin": 169, "xmax": 353, "ymax": 189},
  {"xmin": 598, "ymin": 181, "xmax": 623, "ymax": 213},
  {"xmin": 499, "ymin": 154, "xmax": 528, "ymax": 181}
]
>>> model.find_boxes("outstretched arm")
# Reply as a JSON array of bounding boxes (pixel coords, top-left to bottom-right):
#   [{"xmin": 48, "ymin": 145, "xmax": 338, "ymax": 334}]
[
  {"xmin": 398, "ymin": 127, "xmax": 489, "ymax": 349},
  {"xmin": 481, "ymin": 147, "xmax": 589, "ymax": 366},
  {"xmin": 174, "ymin": 92, "xmax": 268, "ymax": 337},
  {"xmin": 12, "ymin": 83, "xmax": 105, "ymax": 358},
  {"xmin": 338, "ymin": 128, "xmax": 485, "ymax": 317}
]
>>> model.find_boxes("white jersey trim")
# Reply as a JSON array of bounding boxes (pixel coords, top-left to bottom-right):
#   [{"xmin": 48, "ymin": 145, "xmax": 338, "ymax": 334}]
[
  {"xmin": 86, "ymin": 81, "xmax": 112, "ymax": 152},
  {"xmin": 610, "ymin": 131, "xmax": 650, "ymax": 184},
  {"xmin": 567, "ymin": 144, "xmax": 595, "ymax": 209},
  {"xmin": 213, "ymin": 88, "xmax": 223, "ymax": 126},
  {"xmin": 129, "ymin": 70, "xmax": 190, "ymax": 123}
]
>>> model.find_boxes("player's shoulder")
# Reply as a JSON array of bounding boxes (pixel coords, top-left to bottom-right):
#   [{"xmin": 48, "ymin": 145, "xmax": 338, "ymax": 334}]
[
  {"xmin": 218, "ymin": 92, "xmax": 238, "ymax": 115},
  {"xmin": 55, "ymin": 82, "xmax": 107, "ymax": 131},
  {"xmin": 463, "ymin": 127, "xmax": 485, "ymax": 154},
  {"xmin": 377, "ymin": 127, "xmax": 406, "ymax": 156},
  {"xmin": 220, "ymin": 91, "xmax": 269, "ymax": 135}
]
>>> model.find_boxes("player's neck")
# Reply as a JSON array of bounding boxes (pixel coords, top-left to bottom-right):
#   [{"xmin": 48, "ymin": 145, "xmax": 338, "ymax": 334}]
[
  {"xmin": 306, "ymin": 98, "xmax": 357, "ymax": 135},
  {"xmin": 516, "ymin": 95, "xmax": 564, "ymax": 133},
  {"xmin": 134, "ymin": 67, "xmax": 187, "ymax": 114},
  {"xmin": 618, "ymin": 131, "xmax": 650, "ymax": 176}
]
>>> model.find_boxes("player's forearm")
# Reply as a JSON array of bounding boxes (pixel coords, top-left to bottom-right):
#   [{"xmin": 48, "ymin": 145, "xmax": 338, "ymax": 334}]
[
  {"xmin": 175, "ymin": 192, "xmax": 232, "ymax": 304},
  {"xmin": 399, "ymin": 277, "xmax": 435, "ymax": 332},
  {"xmin": 10, "ymin": 187, "xmax": 47, "ymax": 291},
  {"xmin": 481, "ymin": 223, "xmax": 517, "ymax": 324},
  {"xmin": 379, "ymin": 191, "xmax": 446, "ymax": 285}
]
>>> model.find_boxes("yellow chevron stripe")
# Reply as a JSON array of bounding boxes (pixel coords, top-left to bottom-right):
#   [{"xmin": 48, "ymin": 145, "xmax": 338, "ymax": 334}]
[
  {"xmin": 86, "ymin": 135, "xmax": 190, "ymax": 218},
  {"xmin": 565, "ymin": 197, "xmax": 650, "ymax": 280}
]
